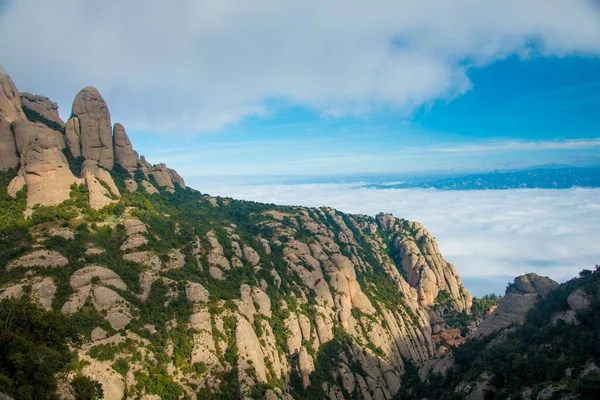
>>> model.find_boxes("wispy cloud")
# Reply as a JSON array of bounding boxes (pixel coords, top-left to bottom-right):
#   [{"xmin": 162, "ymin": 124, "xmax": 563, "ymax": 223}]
[
  {"xmin": 424, "ymin": 138, "xmax": 600, "ymax": 154},
  {"xmin": 1, "ymin": 0, "xmax": 600, "ymax": 133},
  {"xmin": 193, "ymin": 182, "xmax": 600, "ymax": 296}
]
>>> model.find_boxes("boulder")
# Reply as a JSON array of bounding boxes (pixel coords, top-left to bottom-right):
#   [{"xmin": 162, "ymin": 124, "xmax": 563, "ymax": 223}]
[
  {"xmin": 91, "ymin": 327, "xmax": 108, "ymax": 341},
  {"xmin": 113, "ymin": 123, "xmax": 139, "ymax": 172},
  {"xmin": 7, "ymin": 250, "xmax": 68, "ymax": 270},
  {"xmin": 69, "ymin": 266, "xmax": 127, "ymax": 291},
  {"xmin": 71, "ymin": 86, "xmax": 114, "ymax": 169},
  {"xmin": 0, "ymin": 118, "xmax": 18, "ymax": 170},
  {"xmin": 186, "ymin": 282, "xmax": 210, "ymax": 303},
  {"xmin": 0, "ymin": 67, "xmax": 26, "ymax": 122},
  {"xmin": 124, "ymin": 178, "xmax": 138, "ymax": 192},
  {"xmin": 19, "ymin": 92, "xmax": 65, "ymax": 130}
]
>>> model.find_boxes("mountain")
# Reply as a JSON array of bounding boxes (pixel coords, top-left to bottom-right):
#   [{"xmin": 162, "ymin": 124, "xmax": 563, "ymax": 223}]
[
  {"xmin": 0, "ymin": 68, "xmax": 476, "ymax": 399},
  {"xmin": 399, "ymin": 267, "xmax": 600, "ymax": 399},
  {"xmin": 364, "ymin": 167, "xmax": 600, "ymax": 190}
]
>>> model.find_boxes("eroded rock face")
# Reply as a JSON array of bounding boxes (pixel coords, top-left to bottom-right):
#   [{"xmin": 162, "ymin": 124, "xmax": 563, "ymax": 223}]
[
  {"xmin": 17, "ymin": 132, "xmax": 79, "ymax": 208},
  {"xmin": 474, "ymin": 273, "xmax": 558, "ymax": 339},
  {"xmin": 113, "ymin": 123, "xmax": 139, "ymax": 172},
  {"xmin": 12, "ymin": 120, "xmax": 65, "ymax": 154},
  {"xmin": 387, "ymin": 216, "xmax": 472, "ymax": 312},
  {"xmin": 0, "ymin": 67, "xmax": 26, "ymax": 123},
  {"xmin": 167, "ymin": 168, "xmax": 185, "ymax": 188},
  {"xmin": 0, "ymin": 118, "xmax": 18, "ymax": 170},
  {"xmin": 64, "ymin": 116, "xmax": 81, "ymax": 157},
  {"xmin": 19, "ymin": 92, "xmax": 65, "ymax": 130},
  {"xmin": 71, "ymin": 86, "xmax": 114, "ymax": 169}
]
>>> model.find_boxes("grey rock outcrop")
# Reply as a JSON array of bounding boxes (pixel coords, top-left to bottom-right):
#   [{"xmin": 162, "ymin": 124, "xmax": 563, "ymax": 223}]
[
  {"xmin": 19, "ymin": 92, "xmax": 65, "ymax": 130},
  {"xmin": 474, "ymin": 273, "xmax": 558, "ymax": 339},
  {"xmin": 113, "ymin": 123, "xmax": 139, "ymax": 172},
  {"xmin": 70, "ymin": 86, "xmax": 114, "ymax": 169}
]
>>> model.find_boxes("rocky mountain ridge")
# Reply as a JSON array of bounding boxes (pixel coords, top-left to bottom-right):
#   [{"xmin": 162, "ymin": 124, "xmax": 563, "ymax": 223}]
[
  {"xmin": 0, "ymin": 66, "xmax": 480, "ymax": 399},
  {"xmin": 0, "ymin": 67, "xmax": 184, "ymax": 213}
]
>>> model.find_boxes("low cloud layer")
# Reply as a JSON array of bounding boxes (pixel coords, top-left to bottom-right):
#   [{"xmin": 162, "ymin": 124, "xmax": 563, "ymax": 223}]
[
  {"xmin": 195, "ymin": 181, "xmax": 600, "ymax": 296},
  {"xmin": 1, "ymin": 0, "xmax": 600, "ymax": 132}
]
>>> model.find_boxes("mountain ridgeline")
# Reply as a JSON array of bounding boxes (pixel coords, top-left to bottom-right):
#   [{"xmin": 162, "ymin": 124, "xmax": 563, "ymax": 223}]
[
  {"xmin": 0, "ymin": 68, "xmax": 475, "ymax": 399},
  {"xmin": 0, "ymin": 67, "xmax": 597, "ymax": 400}
]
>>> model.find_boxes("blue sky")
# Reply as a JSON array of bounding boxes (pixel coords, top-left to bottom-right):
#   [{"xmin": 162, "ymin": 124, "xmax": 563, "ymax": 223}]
[
  {"xmin": 130, "ymin": 55, "xmax": 600, "ymax": 177},
  {"xmin": 1, "ymin": 0, "xmax": 600, "ymax": 177}
]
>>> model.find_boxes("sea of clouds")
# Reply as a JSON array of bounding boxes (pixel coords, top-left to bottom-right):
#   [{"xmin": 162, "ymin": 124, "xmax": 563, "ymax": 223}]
[{"xmin": 193, "ymin": 181, "xmax": 600, "ymax": 297}]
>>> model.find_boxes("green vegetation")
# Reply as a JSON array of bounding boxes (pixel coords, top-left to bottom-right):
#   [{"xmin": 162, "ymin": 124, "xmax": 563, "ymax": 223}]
[{"xmin": 0, "ymin": 297, "xmax": 101, "ymax": 399}]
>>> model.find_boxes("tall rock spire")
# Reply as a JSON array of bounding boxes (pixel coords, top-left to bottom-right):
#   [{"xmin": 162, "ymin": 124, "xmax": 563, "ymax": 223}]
[
  {"xmin": 113, "ymin": 123, "xmax": 139, "ymax": 172},
  {"xmin": 69, "ymin": 86, "xmax": 114, "ymax": 169}
]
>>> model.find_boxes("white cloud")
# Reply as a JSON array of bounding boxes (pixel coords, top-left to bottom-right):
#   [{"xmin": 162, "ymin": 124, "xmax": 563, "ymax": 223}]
[
  {"xmin": 424, "ymin": 138, "xmax": 600, "ymax": 153},
  {"xmin": 1, "ymin": 0, "xmax": 599, "ymax": 132},
  {"xmin": 194, "ymin": 182, "xmax": 600, "ymax": 296}
]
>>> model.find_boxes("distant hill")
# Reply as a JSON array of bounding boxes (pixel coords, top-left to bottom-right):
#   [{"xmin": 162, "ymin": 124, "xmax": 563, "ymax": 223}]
[{"xmin": 365, "ymin": 166, "xmax": 600, "ymax": 190}]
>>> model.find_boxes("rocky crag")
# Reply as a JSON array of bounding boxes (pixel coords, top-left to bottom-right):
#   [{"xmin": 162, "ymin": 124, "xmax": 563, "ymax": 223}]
[{"xmin": 0, "ymin": 67, "xmax": 479, "ymax": 399}]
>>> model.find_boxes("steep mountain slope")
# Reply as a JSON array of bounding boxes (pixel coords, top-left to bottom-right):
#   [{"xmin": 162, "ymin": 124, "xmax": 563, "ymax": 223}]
[{"xmin": 0, "ymin": 68, "xmax": 473, "ymax": 399}]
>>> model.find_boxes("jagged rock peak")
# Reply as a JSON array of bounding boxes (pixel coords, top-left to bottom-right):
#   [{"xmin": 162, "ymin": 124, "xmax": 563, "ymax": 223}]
[
  {"xmin": 378, "ymin": 212, "xmax": 473, "ymax": 313},
  {"xmin": 113, "ymin": 123, "xmax": 139, "ymax": 172},
  {"xmin": 19, "ymin": 92, "xmax": 65, "ymax": 130},
  {"xmin": 70, "ymin": 86, "xmax": 114, "ymax": 169},
  {"xmin": 0, "ymin": 65, "xmax": 26, "ymax": 123}
]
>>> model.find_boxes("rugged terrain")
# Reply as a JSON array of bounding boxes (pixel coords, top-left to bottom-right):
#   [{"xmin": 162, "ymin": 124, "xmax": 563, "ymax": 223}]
[
  {"xmin": 0, "ymin": 68, "xmax": 475, "ymax": 399},
  {"xmin": 1, "ymin": 66, "xmax": 597, "ymax": 400}
]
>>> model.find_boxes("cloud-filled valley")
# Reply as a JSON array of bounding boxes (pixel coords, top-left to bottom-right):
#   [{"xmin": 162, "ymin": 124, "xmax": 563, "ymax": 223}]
[{"xmin": 194, "ymin": 181, "xmax": 600, "ymax": 296}]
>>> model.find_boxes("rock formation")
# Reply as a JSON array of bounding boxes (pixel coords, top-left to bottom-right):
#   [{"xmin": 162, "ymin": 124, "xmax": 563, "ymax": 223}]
[
  {"xmin": 12, "ymin": 120, "xmax": 65, "ymax": 153},
  {"xmin": 19, "ymin": 92, "xmax": 65, "ymax": 130},
  {"xmin": 0, "ymin": 66, "xmax": 26, "ymax": 122},
  {"xmin": 64, "ymin": 116, "xmax": 81, "ymax": 157},
  {"xmin": 10, "ymin": 132, "xmax": 79, "ymax": 208},
  {"xmin": 113, "ymin": 123, "xmax": 139, "ymax": 172},
  {"xmin": 474, "ymin": 273, "xmax": 558, "ymax": 338},
  {"xmin": 69, "ymin": 86, "xmax": 114, "ymax": 169},
  {"xmin": 378, "ymin": 213, "xmax": 473, "ymax": 312}
]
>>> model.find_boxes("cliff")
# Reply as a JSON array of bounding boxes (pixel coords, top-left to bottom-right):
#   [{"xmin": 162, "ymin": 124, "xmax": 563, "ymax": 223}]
[{"xmin": 0, "ymin": 67, "xmax": 474, "ymax": 399}]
